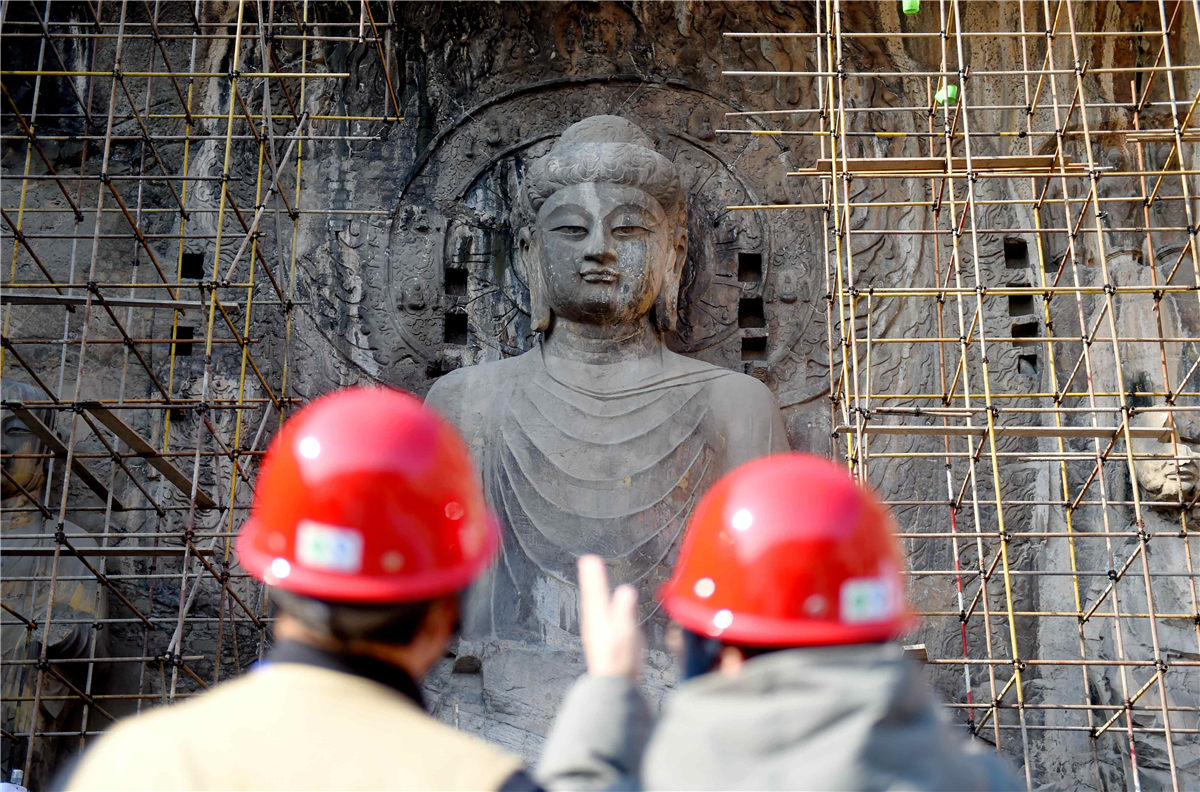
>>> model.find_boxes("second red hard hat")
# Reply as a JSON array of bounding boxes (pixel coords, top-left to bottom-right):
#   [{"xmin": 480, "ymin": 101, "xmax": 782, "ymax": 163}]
[
  {"xmin": 236, "ymin": 387, "xmax": 499, "ymax": 604},
  {"xmin": 659, "ymin": 453, "xmax": 915, "ymax": 647}
]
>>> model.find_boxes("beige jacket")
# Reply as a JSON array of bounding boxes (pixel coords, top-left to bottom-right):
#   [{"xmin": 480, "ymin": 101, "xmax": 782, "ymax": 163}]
[{"xmin": 65, "ymin": 659, "xmax": 523, "ymax": 791}]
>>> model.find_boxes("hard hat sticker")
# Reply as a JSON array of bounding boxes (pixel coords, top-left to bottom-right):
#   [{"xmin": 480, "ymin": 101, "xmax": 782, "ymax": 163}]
[
  {"xmin": 296, "ymin": 520, "xmax": 364, "ymax": 574},
  {"xmin": 839, "ymin": 577, "xmax": 895, "ymax": 623}
]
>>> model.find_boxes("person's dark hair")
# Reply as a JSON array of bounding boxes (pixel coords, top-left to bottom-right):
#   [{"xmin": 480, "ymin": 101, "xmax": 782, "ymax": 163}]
[
  {"xmin": 271, "ymin": 589, "xmax": 436, "ymax": 645},
  {"xmin": 680, "ymin": 629, "xmax": 796, "ymax": 679},
  {"xmin": 732, "ymin": 644, "xmax": 787, "ymax": 661}
]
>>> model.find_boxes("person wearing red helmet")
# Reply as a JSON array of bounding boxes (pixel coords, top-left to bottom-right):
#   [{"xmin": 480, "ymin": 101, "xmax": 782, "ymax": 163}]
[
  {"xmin": 62, "ymin": 387, "xmax": 534, "ymax": 791},
  {"xmin": 538, "ymin": 453, "xmax": 1021, "ymax": 791}
]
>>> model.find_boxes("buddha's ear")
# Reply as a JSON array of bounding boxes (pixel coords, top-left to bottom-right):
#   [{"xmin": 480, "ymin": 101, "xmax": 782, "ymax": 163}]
[
  {"xmin": 519, "ymin": 226, "xmax": 551, "ymax": 332},
  {"xmin": 654, "ymin": 224, "xmax": 688, "ymax": 334}
]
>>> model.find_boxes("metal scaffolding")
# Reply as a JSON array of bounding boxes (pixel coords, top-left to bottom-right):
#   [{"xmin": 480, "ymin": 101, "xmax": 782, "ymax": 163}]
[
  {"xmin": 1, "ymin": 1, "xmax": 399, "ymax": 786},
  {"xmin": 723, "ymin": 2, "xmax": 1200, "ymax": 790},
  {"xmin": 2, "ymin": 1, "xmax": 1198, "ymax": 791}
]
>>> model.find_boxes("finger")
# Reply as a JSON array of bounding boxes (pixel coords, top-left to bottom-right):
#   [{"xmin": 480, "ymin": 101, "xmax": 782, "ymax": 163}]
[
  {"xmin": 609, "ymin": 584, "xmax": 639, "ymax": 638},
  {"xmin": 610, "ymin": 585, "xmax": 645, "ymax": 677},
  {"xmin": 577, "ymin": 554, "xmax": 611, "ymax": 636},
  {"xmin": 614, "ymin": 580, "xmax": 643, "ymax": 638},
  {"xmin": 609, "ymin": 583, "xmax": 639, "ymax": 622}
]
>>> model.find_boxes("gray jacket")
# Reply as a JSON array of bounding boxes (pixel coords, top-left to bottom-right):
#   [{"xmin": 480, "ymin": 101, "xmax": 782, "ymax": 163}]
[{"xmin": 537, "ymin": 643, "xmax": 1022, "ymax": 791}]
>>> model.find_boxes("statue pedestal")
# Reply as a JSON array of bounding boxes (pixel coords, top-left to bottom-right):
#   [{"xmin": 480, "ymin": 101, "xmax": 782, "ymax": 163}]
[{"xmin": 426, "ymin": 639, "xmax": 676, "ymax": 763}]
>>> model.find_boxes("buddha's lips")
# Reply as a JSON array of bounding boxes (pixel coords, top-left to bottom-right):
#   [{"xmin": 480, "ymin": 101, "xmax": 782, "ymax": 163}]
[
  {"xmin": 581, "ymin": 270, "xmax": 619, "ymax": 283},
  {"xmin": 1165, "ymin": 463, "xmax": 1199, "ymax": 484}
]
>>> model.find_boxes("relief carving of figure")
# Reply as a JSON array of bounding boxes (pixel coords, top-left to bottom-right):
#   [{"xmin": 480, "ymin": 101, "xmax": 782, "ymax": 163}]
[
  {"xmin": 426, "ymin": 116, "xmax": 788, "ymax": 647},
  {"xmin": 1, "ymin": 381, "xmax": 108, "ymax": 786},
  {"xmin": 1131, "ymin": 410, "xmax": 1200, "ymax": 507}
]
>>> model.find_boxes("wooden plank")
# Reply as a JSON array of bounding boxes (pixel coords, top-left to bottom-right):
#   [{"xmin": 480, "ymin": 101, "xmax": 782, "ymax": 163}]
[
  {"xmin": 1126, "ymin": 131, "xmax": 1200, "ymax": 144},
  {"xmin": 84, "ymin": 405, "xmax": 217, "ymax": 509},
  {"xmin": 794, "ymin": 155, "xmax": 1080, "ymax": 176},
  {"xmin": 1, "ymin": 293, "xmax": 236, "ymax": 312},
  {"xmin": 8, "ymin": 405, "xmax": 125, "ymax": 511},
  {"xmin": 834, "ymin": 423, "xmax": 1172, "ymax": 440}
]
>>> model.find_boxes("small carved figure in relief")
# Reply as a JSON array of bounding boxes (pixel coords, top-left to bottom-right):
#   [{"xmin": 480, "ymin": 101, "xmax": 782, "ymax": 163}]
[
  {"xmin": 1131, "ymin": 410, "xmax": 1200, "ymax": 506},
  {"xmin": 1, "ymin": 381, "xmax": 107, "ymax": 786},
  {"xmin": 426, "ymin": 116, "xmax": 788, "ymax": 645}
]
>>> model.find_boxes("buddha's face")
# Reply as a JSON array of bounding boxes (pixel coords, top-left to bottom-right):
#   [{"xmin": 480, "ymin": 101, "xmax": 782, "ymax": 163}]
[
  {"xmin": 530, "ymin": 182, "xmax": 678, "ymax": 326},
  {"xmin": 1133, "ymin": 412, "xmax": 1200, "ymax": 504},
  {"xmin": 1, "ymin": 409, "xmax": 45, "ymax": 500}
]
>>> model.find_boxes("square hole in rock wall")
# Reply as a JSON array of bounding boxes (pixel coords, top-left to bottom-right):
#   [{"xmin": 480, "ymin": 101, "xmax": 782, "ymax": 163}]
[
  {"xmin": 741, "ymin": 335, "xmax": 767, "ymax": 360},
  {"xmin": 739, "ymin": 297, "xmax": 765, "ymax": 328},
  {"xmin": 1011, "ymin": 320, "xmax": 1039, "ymax": 341},
  {"xmin": 738, "ymin": 252, "xmax": 762, "ymax": 283},
  {"xmin": 1004, "ymin": 238, "xmax": 1028, "ymax": 269},
  {"xmin": 444, "ymin": 312, "xmax": 468, "ymax": 345},
  {"xmin": 174, "ymin": 325, "xmax": 195, "ymax": 356},
  {"xmin": 181, "ymin": 251, "xmax": 205, "ymax": 280},
  {"xmin": 1008, "ymin": 294, "xmax": 1036, "ymax": 316},
  {"xmin": 445, "ymin": 268, "xmax": 468, "ymax": 296}
]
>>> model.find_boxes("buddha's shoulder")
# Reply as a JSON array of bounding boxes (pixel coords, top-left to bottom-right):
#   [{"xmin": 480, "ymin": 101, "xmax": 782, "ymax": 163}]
[
  {"xmin": 662, "ymin": 350, "xmax": 777, "ymax": 403},
  {"xmin": 431, "ymin": 352, "xmax": 535, "ymax": 388},
  {"xmin": 424, "ymin": 352, "xmax": 535, "ymax": 417}
]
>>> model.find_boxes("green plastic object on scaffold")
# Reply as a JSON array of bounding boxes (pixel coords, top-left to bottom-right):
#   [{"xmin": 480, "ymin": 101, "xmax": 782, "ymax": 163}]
[
  {"xmin": 935, "ymin": 84, "xmax": 959, "ymax": 105},
  {"xmin": 902, "ymin": 0, "xmax": 920, "ymax": 14}
]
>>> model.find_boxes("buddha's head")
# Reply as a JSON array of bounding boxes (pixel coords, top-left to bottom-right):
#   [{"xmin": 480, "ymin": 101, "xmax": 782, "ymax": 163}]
[
  {"xmin": 1, "ymin": 380, "xmax": 53, "ymax": 501},
  {"xmin": 1132, "ymin": 410, "xmax": 1200, "ymax": 506},
  {"xmin": 519, "ymin": 115, "xmax": 687, "ymax": 333}
]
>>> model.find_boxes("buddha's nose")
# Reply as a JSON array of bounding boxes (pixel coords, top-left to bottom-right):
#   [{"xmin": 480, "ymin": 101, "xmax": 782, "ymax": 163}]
[{"xmin": 582, "ymin": 227, "xmax": 618, "ymax": 264}]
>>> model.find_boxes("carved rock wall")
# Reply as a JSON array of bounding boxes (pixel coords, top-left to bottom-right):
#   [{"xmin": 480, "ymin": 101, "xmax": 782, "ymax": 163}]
[{"xmin": 3, "ymin": 2, "xmax": 1198, "ymax": 789}]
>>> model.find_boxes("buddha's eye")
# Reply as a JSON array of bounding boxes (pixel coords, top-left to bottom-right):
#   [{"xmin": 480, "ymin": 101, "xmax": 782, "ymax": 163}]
[
  {"xmin": 612, "ymin": 225, "xmax": 649, "ymax": 238},
  {"xmin": 2, "ymin": 421, "xmax": 30, "ymax": 436},
  {"xmin": 551, "ymin": 225, "xmax": 588, "ymax": 238}
]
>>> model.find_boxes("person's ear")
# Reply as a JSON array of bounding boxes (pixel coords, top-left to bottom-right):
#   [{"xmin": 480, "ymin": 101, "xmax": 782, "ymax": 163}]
[
  {"xmin": 653, "ymin": 223, "xmax": 687, "ymax": 334},
  {"xmin": 398, "ymin": 595, "xmax": 462, "ymax": 680},
  {"xmin": 519, "ymin": 226, "xmax": 552, "ymax": 332},
  {"xmin": 419, "ymin": 595, "xmax": 461, "ymax": 645}
]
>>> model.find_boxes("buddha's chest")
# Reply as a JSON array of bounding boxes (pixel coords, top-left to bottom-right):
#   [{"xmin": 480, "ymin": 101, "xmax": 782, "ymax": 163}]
[{"xmin": 481, "ymin": 369, "xmax": 722, "ymax": 586}]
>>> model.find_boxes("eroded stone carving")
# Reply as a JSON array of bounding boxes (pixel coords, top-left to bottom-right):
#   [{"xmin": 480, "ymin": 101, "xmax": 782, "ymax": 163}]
[
  {"xmin": 1131, "ymin": 411, "xmax": 1200, "ymax": 505},
  {"xmin": 426, "ymin": 116, "xmax": 788, "ymax": 648},
  {"xmin": 1, "ymin": 381, "xmax": 107, "ymax": 783},
  {"xmin": 421, "ymin": 118, "xmax": 787, "ymax": 755}
]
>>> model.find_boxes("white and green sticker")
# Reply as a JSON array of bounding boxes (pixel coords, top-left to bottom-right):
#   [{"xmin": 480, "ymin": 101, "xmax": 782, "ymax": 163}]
[
  {"xmin": 839, "ymin": 576, "xmax": 895, "ymax": 624},
  {"xmin": 296, "ymin": 520, "xmax": 364, "ymax": 574}
]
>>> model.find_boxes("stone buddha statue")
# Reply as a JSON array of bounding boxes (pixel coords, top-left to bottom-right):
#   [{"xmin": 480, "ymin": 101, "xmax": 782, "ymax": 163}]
[
  {"xmin": 426, "ymin": 116, "xmax": 788, "ymax": 648},
  {"xmin": 1, "ymin": 381, "xmax": 107, "ymax": 786},
  {"xmin": 1131, "ymin": 410, "xmax": 1200, "ymax": 506}
]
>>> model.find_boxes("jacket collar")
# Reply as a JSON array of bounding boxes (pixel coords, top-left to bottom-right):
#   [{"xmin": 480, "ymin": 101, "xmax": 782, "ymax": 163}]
[{"xmin": 267, "ymin": 639, "xmax": 425, "ymax": 709}]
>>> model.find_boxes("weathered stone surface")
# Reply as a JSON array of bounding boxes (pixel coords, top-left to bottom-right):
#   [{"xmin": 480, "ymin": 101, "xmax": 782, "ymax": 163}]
[{"xmin": 3, "ymin": 2, "xmax": 1199, "ymax": 788}]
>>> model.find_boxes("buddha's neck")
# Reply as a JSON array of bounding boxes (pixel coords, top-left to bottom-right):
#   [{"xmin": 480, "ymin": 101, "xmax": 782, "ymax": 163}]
[{"xmin": 542, "ymin": 316, "xmax": 660, "ymax": 364}]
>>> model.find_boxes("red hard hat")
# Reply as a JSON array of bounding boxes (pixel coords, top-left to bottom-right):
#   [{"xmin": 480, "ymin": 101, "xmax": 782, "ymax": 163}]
[
  {"xmin": 236, "ymin": 387, "xmax": 499, "ymax": 603},
  {"xmin": 659, "ymin": 453, "xmax": 915, "ymax": 647}
]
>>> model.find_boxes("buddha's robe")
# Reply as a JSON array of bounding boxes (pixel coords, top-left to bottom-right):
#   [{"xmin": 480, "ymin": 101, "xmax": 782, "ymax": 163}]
[
  {"xmin": 1, "ymin": 515, "xmax": 107, "ymax": 781},
  {"xmin": 426, "ymin": 342, "xmax": 787, "ymax": 646}
]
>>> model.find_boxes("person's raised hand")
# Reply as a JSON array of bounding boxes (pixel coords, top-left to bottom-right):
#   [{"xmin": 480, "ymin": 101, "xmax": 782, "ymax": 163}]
[{"xmin": 577, "ymin": 554, "xmax": 644, "ymax": 679}]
